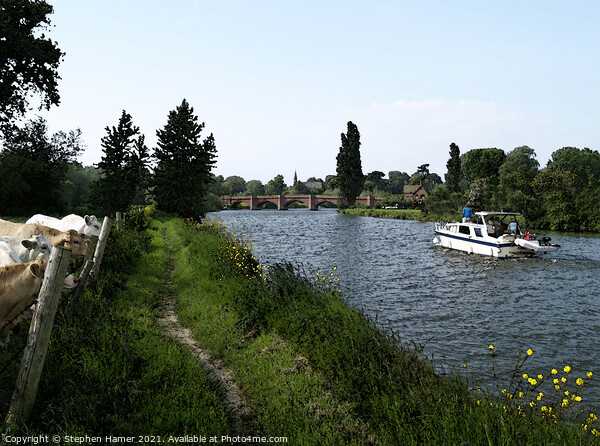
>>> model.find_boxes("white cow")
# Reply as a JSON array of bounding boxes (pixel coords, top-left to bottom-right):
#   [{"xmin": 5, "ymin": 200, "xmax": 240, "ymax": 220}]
[
  {"xmin": 61, "ymin": 214, "xmax": 102, "ymax": 239},
  {"xmin": 26, "ymin": 214, "xmax": 101, "ymax": 240},
  {"xmin": 0, "ymin": 253, "xmax": 47, "ymax": 343},
  {"xmin": 0, "ymin": 219, "xmax": 87, "ymax": 258},
  {"xmin": 0, "ymin": 234, "xmax": 52, "ymax": 263},
  {"xmin": 0, "ymin": 241, "xmax": 21, "ymax": 266}
]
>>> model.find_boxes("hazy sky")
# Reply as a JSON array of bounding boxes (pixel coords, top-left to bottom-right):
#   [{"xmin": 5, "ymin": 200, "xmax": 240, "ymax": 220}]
[{"xmin": 36, "ymin": 1, "xmax": 600, "ymax": 185}]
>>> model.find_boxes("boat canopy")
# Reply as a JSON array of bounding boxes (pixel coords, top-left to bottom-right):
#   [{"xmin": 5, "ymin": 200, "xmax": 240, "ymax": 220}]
[{"xmin": 474, "ymin": 211, "xmax": 520, "ymax": 217}]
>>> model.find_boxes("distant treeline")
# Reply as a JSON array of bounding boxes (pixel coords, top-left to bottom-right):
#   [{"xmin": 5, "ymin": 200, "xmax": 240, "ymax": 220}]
[
  {"xmin": 215, "ymin": 145, "xmax": 600, "ymax": 233},
  {"xmin": 1, "ymin": 114, "xmax": 598, "ymax": 233}
]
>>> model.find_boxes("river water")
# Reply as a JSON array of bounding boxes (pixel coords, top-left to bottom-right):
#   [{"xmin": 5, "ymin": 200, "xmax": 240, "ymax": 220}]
[{"xmin": 209, "ymin": 209, "xmax": 600, "ymax": 406}]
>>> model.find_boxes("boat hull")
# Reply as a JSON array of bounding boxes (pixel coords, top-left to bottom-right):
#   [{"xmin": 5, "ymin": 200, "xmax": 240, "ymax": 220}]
[{"xmin": 433, "ymin": 231, "xmax": 534, "ymax": 258}]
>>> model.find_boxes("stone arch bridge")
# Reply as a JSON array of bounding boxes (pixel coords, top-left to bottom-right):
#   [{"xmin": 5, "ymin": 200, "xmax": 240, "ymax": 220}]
[{"xmin": 221, "ymin": 194, "xmax": 384, "ymax": 210}]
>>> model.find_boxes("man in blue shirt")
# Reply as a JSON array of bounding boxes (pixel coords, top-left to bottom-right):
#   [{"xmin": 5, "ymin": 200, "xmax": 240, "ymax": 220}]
[{"xmin": 462, "ymin": 204, "xmax": 472, "ymax": 222}]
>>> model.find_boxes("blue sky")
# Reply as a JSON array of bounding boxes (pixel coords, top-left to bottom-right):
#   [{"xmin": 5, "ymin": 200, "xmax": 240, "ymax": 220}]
[{"xmin": 38, "ymin": 1, "xmax": 600, "ymax": 185}]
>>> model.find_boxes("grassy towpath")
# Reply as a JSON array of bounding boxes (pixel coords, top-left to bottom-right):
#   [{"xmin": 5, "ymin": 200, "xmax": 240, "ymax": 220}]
[
  {"xmin": 156, "ymin": 215, "xmax": 376, "ymax": 444},
  {"xmin": 155, "ymin": 222, "xmax": 248, "ymax": 436}
]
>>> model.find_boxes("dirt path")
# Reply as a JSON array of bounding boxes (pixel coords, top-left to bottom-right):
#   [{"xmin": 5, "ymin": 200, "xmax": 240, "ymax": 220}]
[{"xmin": 155, "ymin": 231, "xmax": 248, "ymax": 436}]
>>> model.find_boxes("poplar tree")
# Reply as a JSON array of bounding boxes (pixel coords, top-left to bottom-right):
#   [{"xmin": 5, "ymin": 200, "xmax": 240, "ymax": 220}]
[
  {"xmin": 336, "ymin": 121, "xmax": 364, "ymax": 207},
  {"xmin": 94, "ymin": 110, "xmax": 150, "ymax": 213},
  {"xmin": 152, "ymin": 99, "xmax": 217, "ymax": 218},
  {"xmin": 445, "ymin": 142, "xmax": 462, "ymax": 192}
]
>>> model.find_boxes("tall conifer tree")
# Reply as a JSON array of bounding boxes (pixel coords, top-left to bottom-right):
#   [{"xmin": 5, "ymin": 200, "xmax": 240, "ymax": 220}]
[
  {"xmin": 94, "ymin": 110, "xmax": 150, "ymax": 213},
  {"xmin": 336, "ymin": 121, "xmax": 364, "ymax": 207},
  {"xmin": 445, "ymin": 142, "xmax": 462, "ymax": 192},
  {"xmin": 152, "ymin": 99, "xmax": 217, "ymax": 218}
]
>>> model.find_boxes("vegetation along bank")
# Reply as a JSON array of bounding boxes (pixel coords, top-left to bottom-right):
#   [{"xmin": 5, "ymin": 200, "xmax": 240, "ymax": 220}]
[{"xmin": 2, "ymin": 211, "xmax": 598, "ymax": 444}]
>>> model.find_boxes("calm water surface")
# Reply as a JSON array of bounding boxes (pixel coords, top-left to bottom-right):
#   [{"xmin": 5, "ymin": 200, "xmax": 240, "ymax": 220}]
[{"xmin": 209, "ymin": 209, "xmax": 600, "ymax": 405}]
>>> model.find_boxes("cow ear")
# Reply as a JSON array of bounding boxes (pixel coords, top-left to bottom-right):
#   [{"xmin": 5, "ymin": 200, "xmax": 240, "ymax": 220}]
[
  {"xmin": 21, "ymin": 240, "xmax": 36, "ymax": 250},
  {"xmin": 29, "ymin": 263, "xmax": 42, "ymax": 278}
]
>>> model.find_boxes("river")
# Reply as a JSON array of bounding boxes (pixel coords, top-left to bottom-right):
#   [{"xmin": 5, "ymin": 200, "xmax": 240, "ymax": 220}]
[{"xmin": 209, "ymin": 209, "xmax": 600, "ymax": 407}]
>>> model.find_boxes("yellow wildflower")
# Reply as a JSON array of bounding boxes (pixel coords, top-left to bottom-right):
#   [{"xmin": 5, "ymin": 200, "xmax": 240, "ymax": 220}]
[
  {"xmin": 564, "ymin": 365, "xmax": 572, "ymax": 373},
  {"xmin": 526, "ymin": 348, "xmax": 533, "ymax": 356},
  {"xmin": 522, "ymin": 373, "xmax": 529, "ymax": 379},
  {"xmin": 561, "ymin": 377, "xmax": 567, "ymax": 383},
  {"xmin": 586, "ymin": 371, "xmax": 593, "ymax": 378},
  {"xmin": 537, "ymin": 374, "xmax": 544, "ymax": 380},
  {"xmin": 488, "ymin": 344, "xmax": 495, "ymax": 351},
  {"xmin": 576, "ymin": 377, "xmax": 585, "ymax": 386},
  {"xmin": 551, "ymin": 368, "xmax": 558, "ymax": 375}
]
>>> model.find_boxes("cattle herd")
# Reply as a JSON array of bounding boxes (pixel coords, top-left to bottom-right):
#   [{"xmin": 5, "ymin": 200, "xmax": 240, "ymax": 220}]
[{"xmin": 0, "ymin": 214, "xmax": 102, "ymax": 344}]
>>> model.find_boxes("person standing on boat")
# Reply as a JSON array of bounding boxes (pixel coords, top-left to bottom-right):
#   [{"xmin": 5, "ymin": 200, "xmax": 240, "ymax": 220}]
[
  {"xmin": 508, "ymin": 218, "xmax": 518, "ymax": 234},
  {"xmin": 462, "ymin": 204, "xmax": 472, "ymax": 222}
]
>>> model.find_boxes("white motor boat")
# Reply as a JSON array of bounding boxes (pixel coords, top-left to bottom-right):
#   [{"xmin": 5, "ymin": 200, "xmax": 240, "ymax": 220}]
[{"xmin": 432, "ymin": 211, "xmax": 560, "ymax": 258}]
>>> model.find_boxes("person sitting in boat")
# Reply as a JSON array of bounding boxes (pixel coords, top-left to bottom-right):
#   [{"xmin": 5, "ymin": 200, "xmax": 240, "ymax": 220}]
[{"xmin": 462, "ymin": 204, "xmax": 472, "ymax": 222}]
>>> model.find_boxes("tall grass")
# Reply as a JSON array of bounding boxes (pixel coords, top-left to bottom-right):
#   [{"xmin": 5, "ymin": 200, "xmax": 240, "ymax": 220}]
[{"xmin": 0, "ymin": 212, "xmax": 231, "ymax": 436}]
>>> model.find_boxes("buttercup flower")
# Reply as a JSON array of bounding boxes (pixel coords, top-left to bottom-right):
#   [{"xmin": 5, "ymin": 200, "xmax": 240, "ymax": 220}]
[
  {"xmin": 576, "ymin": 378, "xmax": 585, "ymax": 386},
  {"xmin": 488, "ymin": 344, "xmax": 495, "ymax": 350},
  {"xmin": 564, "ymin": 365, "xmax": 572, "ymax": 373},
  {"xmin": 526, "ymin": 349, "xmax": 533, "ymax": 356},
  {"xmin": 551, "ymin": 368, "xmax": 558, "ymax": 375},
  {"xmin": 587, "ymin": 371, "xmax": 594, "ymax": 378}
]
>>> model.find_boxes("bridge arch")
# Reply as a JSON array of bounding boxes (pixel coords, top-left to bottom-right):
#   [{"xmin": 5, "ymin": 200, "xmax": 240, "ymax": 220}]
[{"xmin": 221, "ymin": 194, "xmax": 383, "ymax": 210}]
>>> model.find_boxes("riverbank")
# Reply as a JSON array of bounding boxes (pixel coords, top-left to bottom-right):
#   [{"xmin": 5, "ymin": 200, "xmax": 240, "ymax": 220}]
[
  {"xmin": 1, "ymin": 213, "xmax": 598, "ymax": 444},
  {"xmin": 340, "ymin": 208, "xmax": 423, "ymax": 220}
]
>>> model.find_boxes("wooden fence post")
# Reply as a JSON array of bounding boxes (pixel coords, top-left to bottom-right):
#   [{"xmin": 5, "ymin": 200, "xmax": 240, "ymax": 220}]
[
  {"xmin": 5, "ymin": 246, "xmax": 72, "ymax": 426},
  {"xmin": 65, "ymin": 235, "xmax": 99, "ymax": 316},
  {"xmin": 90, "ymin": 216, "xmax": 112, "ymax": 281}
]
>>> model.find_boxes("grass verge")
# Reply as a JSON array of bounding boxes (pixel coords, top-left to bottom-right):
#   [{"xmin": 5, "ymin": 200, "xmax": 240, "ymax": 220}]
[{"xmin": 340, "ymin": 208, "xmax": 423, "ymax": 220}]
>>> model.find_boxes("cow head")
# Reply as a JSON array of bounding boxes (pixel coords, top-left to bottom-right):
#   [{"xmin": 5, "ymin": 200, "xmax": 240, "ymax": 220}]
[
  {"xmin": 21, "ymin": 234, "xmax": 52, "ymax": 258},
  {"xmin": 62, "ymin": 230, "xmax": 87, "ymax": 258},
  {"xmin": 29, "ymin": 253, "xmax": 47, "ymax": 278}
]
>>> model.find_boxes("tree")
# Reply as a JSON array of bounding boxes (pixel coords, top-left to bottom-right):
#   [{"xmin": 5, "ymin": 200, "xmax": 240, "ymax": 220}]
[
  {"xmin": 223, "ymin": 175, "xmax": 246, "ymax": 195},
  {"xmin": 388, "ymin": 171, "xmax": 409, "ymax": 194},
  {"xmin": 0, "ymin": 116, "xmax": 83, "ymax": 214},
  {"xmin": 461, "ymin": 148, "xmax": 506, "ymax": 185},
  {"xmin": 264, "ymin": 174, "xmax": 286, "ymax": 195},
  {"xmin": 152, "ymin": 99, "xmax": 217, "ymax": 218},
  {"xmin": 445, "ymin": 143, "xmax": 462, "ymax": 193},
  {"xmin": 0, "ymin": 0, "xmax": 64, "ymax": 131},
  {"xmin": 93, "ymin": 110, "xmax": 150, "ymax": 213},
  {"xmin": 245, "ymin": 179, "xmax": 264, "ymax": 196},
  {"xmin": 497, "ymin": 146, "xmax": 539, "ymax": 213},
  {"xmin": 546, "ymin": 147, "xmax": 600, "ymax": 188},
  {"xmin": 336, "ymin": 121, "xmax": 364, "ymax": 207}
]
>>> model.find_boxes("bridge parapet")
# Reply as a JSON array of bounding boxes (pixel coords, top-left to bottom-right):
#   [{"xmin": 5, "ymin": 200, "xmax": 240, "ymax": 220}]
[{"xmin": 221, "ymin": 195, "xmax": 383, "ymax": 210}]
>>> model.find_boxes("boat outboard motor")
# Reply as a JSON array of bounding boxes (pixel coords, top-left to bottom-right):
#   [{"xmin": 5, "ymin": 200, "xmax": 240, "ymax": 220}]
[{"xmin": 539, "ymin": 236, "xmax": 554, "ymax": 246}]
